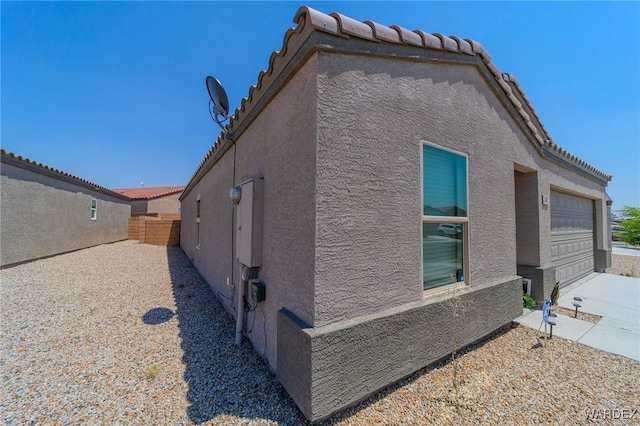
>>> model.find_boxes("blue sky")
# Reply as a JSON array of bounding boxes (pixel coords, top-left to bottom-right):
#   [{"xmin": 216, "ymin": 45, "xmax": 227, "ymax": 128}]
[{"xmin": 2, "ymin": 2, "xmax": 638, "ymax": 208}]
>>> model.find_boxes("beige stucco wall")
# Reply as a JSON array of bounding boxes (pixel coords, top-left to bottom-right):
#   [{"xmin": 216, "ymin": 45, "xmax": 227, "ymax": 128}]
[
  {"xmin": 181, "ymin": 46, "xmax": 608, "ymax": 372},
  {"xmin": 1, "ymin": 163, "xmax": 130, "ymax": 267},
  {"xmin": 181, "ymin": 149, "xmax": 235, "ymax": 305},
  {"xmin": 130, "ymin": 199, "xmax": 148, "ymax": 214},
  {"xmin": 514, "ymin": 170, "xmax": 541, "ymax": 266},
  {"xmin": 131, "ymin": 194, "xmax": 181, "ymax": 214},
  {"xmin": 147, "ymin": 194, "xmax": 182, "ymax": 214},
  {"xmin": 314, "ymin": 52, "xmax": 608, "ymax": 325},
  {"xmin": 181, "ymin": 55, "xmax": 318, "ymax": 368}
]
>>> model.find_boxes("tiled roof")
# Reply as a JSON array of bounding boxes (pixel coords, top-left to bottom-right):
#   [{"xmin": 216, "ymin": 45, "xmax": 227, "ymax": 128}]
[
  {"xmin": 112, "ymin": 186, "xmax": 185, "ymax": 200},
  {"xmin": 185, "ymin": 6, "xmax": 611, "ymax": 195},
  {"xmin": 1, "ymin": 149, "xmax": 130, "ymax": 201}
]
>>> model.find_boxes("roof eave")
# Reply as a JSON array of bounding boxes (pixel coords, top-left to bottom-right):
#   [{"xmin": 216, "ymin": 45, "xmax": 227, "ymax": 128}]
[
  {"xmin": 180, "ymin": 22, "xmax": 320, "ymax": 201},
  {"xmin": 1, "ymin": 150, "xmax": 132, "ymax": 202},
  {"xmin": 181, "ymin": 6, "xmax": 611, "ymax": 200}
]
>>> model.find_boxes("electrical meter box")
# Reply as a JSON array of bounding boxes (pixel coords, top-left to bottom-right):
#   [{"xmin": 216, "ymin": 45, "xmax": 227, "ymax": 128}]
[{"xmin": 236, "ymin": 179, "xmax": 264, "ymax": 267}]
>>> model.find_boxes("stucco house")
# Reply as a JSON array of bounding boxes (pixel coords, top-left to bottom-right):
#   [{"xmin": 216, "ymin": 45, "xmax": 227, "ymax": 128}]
[
  {"xmin": 1, "ymin": 149, "xmax": 131, "ymax": 268},
  {"xmin": 112, "ymin": 186, "xmax": 184, "ymax": 245},
  {"xmin": 179, "ymin": 7, "xmax": 612, "ymax": 421},
  {"xmin": 113, "ymin": 186, "xmax": 184, "ymax": 214}
]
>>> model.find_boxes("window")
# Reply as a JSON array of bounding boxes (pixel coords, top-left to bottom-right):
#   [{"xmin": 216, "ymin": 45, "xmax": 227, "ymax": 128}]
[
  {"xmin": 196, "ymin": 194, "xmax": 201, "ymax": 248},
  {"xmin": 421, "ymin": 142, "xmax": 468, "ymax": 291},
  {"xmin": 90, "ymin": 198, "xmax": 97, "ymax": 220}
]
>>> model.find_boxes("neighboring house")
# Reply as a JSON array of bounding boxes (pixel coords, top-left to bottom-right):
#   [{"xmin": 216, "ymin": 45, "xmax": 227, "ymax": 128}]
[
  {"xmin": 112, "ymin": 186, "xmax": 184, "ymax": 214},
  {"xmin": 112, "ymin": 187, "xmax": 184, "ymax": 245},
  {"xmin": 1, "ymin": 149, "xmax": 131, "ymax": 268},
  {"xmin": 179, "ymin": 7, "xmax": 612, "ymax": 422}
]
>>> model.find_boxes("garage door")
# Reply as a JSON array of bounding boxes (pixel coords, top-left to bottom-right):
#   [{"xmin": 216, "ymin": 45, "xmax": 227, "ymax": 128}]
[{"xmin": 550, "ymin": 191, "xmax": 595, "ymax": 287}]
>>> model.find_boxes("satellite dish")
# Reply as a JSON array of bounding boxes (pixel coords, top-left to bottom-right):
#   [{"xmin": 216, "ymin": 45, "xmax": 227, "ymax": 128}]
[{"xmin": 206, "ymin": 76, "xmax": 232, "ymax": 139}]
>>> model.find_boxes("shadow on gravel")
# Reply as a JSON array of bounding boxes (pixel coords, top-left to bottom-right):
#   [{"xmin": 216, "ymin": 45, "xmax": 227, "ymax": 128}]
[
  {"xmin": 142, "ymin": 307, "xmax": 175, "ymax": 325},
  {"xmin": 166, "ymin": 247, "xmax": 306, "ymax": 425},
  {"xmin": 164, "ymin": 246, "xmax": 521, "ymax": 425}
]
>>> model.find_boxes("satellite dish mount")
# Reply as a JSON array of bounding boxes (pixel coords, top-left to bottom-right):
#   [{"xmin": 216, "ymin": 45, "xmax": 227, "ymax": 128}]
[{"xmin": 206, "ymin": 76, "xmax": 233, "ymax": 140}]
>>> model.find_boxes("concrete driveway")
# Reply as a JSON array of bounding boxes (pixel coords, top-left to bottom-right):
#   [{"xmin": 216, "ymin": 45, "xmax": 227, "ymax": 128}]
[
  {"xmin": 517, "ymin": 273, "xmax": 640, "ymax": 361},
  {"xmin": 612, "ymin": 246, "xmax": 640, "ymax": 257}
]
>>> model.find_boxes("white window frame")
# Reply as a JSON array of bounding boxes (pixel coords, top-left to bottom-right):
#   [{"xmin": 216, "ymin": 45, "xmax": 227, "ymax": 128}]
[
  {"xmin": 196, "ymin": 194, "xmax": 201, "ymax": 249},
  {"xmin": 420, "ymin": 140, "xmax": 470, "ymax": 295},
  {"xmin": 90, "ymin": 198, "xmax": 98, "ymax": 220}
]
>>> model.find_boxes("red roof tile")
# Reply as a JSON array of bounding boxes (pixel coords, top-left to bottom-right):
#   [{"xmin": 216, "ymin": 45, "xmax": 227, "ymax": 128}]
[{"xmin": 112, "ymin": 186, "xmax": 185, "ymax": 200}]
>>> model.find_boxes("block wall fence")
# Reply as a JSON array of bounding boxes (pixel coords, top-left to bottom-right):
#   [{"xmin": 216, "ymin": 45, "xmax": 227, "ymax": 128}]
[{"xmin": 129, "ymin": 213, "xmax": 180, "ymax": 246}]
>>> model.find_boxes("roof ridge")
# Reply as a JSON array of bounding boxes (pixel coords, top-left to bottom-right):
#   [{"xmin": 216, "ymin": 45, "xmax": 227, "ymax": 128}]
[
  {"xmin": 112, "ymin": 185, "xmax": 185, "ymax": 190},
  {"xmin": 1, "ymin": 149, "xmax": 131, "ymax": 200},
  {"xmin": 185, "ymin": 6, "xmax": 611, "ymax": 191},
  {"xmin": 112, "ymin": 186, "xmax": 185, "ymax": 200}
]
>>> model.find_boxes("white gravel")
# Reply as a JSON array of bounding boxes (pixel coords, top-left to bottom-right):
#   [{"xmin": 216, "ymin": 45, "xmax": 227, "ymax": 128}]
[
  {"xmin": 2, "ymin": 241, "xmax": 639, "ymax": 425},
  {"xmin": 1, "ymin": 241, "xmax": 303, "ymax": 425},
  {"xmin": 607, "ymin": 254, "xmax": 640, "ymax": 278}
]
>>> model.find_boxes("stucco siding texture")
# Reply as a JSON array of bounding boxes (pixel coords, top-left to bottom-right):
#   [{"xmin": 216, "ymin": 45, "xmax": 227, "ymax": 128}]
[
  {"xmin": 180, "ymin": 150, "xmax": 234, "ymax": 309},
  {"xmin": 233, "ymin": 56, "xmax": 318, "ymax": 366},
  {"xmin": 131, "ymin": 194, "xmax": 180, "ymax": 214},
  {"xmin": 514, "ymin": 171, "xmax": 541, "ymax": 266},
  {"xmin": 130, "ymin": 200, "xmax": 148, "ymax": 214},
  {"xmin": 1, "ymin": 164, "xmax": 130, "ymax": 267},
  {"xmin": 278, "ymin": 276, "xmax": 522, "ymax": 422},
  {"xmin": 315, "ymin": 53, "xmax": 516, "ymax": 325},
  {"xmin": 315, "ymin": 52, "xmax": 607, "ymax": 324},
  {"xmin": 180, "ymin": 56, "xmax": 319, "ymax": 368},
  {"xmin": 147, "ymin": 194, "xmax": 181, "ymax": 214},
  {"xmin": 179, "ymin": 193, "xmax": 196, "ymax": 258}
]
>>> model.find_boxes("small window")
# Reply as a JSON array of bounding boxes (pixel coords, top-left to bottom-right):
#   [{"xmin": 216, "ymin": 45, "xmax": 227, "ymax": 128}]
[
  {"xmin": 422, "ymin": 142, "xmax": 468, "ymax": 291},
  {"xmin": 196, "ymin": 194, "xmax": 201, "ymax": 248},
  {"xmin": 90, "ymin": 198, "xmax": 98, "ymax": 220}
]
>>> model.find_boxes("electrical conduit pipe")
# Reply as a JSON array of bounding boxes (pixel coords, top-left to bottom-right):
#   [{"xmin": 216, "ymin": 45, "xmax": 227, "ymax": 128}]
[
  {"xmin": 235, "ymin": 273, "xmax": 246, "ymax": 346},
  {"xmin": 236, "ymin": 265, "xmax": 258, "ymax": 345}
]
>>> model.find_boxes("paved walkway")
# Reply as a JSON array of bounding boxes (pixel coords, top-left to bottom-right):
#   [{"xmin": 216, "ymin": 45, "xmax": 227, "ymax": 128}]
[
  {"xmin": 612, "ymin": 246, "xmax": 640, "ymax": 257},
  {"xmin": 516, "ymin": 273, "xmax": 640, "ymax": 361}
]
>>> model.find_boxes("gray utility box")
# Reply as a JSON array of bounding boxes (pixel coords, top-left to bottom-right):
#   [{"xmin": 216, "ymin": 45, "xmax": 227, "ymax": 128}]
[{"xmin": 236, "ymin": 179, "xmax": 264, "ymax": 268}]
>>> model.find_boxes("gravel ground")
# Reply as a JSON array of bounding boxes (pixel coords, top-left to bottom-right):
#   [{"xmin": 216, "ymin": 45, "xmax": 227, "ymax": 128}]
[
  {"xmin": 552, "ymin": 306, "xmax": 601, "ymax": 324},
  {"xmin": 1, "ymin": 241, "xmax": 301, "ymax": 425},
  {"xmin": 2, "ymin": 241, "xmax": 639, "ymax": 425},
  {"xmin": 607, "ymin": 254, "xmax": 640, "ymax": 278}
]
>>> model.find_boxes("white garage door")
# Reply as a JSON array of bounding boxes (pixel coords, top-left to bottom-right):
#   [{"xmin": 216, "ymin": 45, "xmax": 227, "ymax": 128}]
[{"xmin": 550, "ymin": 191, "xmax": 595, "ymax": 287}]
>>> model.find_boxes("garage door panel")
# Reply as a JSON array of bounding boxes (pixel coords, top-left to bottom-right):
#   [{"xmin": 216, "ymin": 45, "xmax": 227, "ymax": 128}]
[
  {"xmin": 551, "ymin": 232, "xmax": 594, "ymax": 261},
  {"xmin": 551, "ymin": 215, "xmax": 593, "ymax": 231},
  {"xmin": 554, "ymin": 253, "xmax": 594, "ymax": 285},
  {"xmin": 551, "ymin": 191, "xmax": 594, "ymax": 287}
]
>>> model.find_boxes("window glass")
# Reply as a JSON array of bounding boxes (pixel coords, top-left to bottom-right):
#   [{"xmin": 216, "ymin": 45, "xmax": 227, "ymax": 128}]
[
  {"xmin": 196, "ymin": 197, "xmax": 201, "ymax": 247},
  {"xmin": 90, "ymin": 198, "xmax": 97, "ymax": 220},
  {"xmin": 422, "ymin": 144, "xmax": 467, "ymax": 217},
  {"xmin": 423, "ymin": 223, "xmax": 464, "ymax": 289},
  {"xmin": 422, "ymin": 143, "xmax": 468, "ymax": 291}
]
